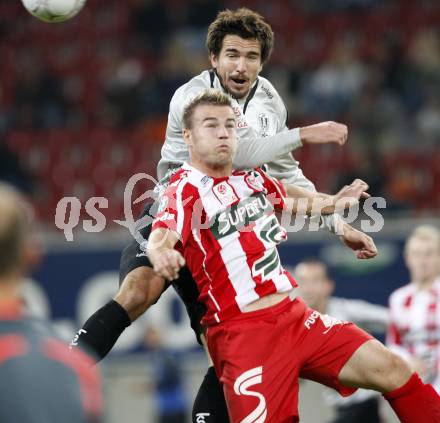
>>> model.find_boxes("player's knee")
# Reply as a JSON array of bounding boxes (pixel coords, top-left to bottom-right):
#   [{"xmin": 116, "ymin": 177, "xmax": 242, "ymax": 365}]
[
  {"xmin": 341, "ymin": 340, "xmax": 412, "ymax": 393},
  {"xmin": 114, "ymin": 267, "xmax": 160, "ymax": 320}
]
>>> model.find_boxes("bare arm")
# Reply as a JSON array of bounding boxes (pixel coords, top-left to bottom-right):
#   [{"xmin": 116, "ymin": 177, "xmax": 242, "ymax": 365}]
[
  {"xmin": 115, "ymin": 267, "xmax": 167, "ymax": 322},
  {"xmin": 283, "ymin": 179, "xmax": 370, "ymax": 216},
  {"xmin": 282, "ymin": 180, "xmax": 377, "ymax": 260}
]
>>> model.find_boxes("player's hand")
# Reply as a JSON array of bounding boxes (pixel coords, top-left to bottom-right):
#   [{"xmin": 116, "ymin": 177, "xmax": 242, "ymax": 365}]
[
  {"xmin": 340, "ymin": 223, "xmax": 378, "ymax": 259},
  {"xmin": 151, "ymin": 249, "xmax": 185, "ymax": 281},
  {"xmin": 299, "ymin": 121, "xmax": 348, "ymax": 146},
  {"xmin": 332, "ymin": 179, "xmax": 370, "ymax": 211}
]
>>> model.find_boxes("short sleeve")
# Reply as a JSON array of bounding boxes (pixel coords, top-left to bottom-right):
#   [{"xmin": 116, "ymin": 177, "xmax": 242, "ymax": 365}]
[
  {"xmin": 152, "ymin": 179, "xmax": 195, "ymax": 246},
  {"xmin": 254, "ymin": 168, "xmax": 286, "ymax": 211}
]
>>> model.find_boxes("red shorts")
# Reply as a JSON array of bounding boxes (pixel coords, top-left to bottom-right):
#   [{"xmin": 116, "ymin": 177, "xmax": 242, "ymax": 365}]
[{"xmin": 206, "ymin": 297, "xmax": 373, "ymax": 423}]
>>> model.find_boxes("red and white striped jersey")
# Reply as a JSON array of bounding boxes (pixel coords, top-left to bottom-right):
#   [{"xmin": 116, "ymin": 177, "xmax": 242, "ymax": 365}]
[
  {"xmin": 152, "ymin": 163, "xmax": 297, "ymax": 326},
  {"xmin": 387, "ymin": 278, "xmax": 440, "ymax": 392}
]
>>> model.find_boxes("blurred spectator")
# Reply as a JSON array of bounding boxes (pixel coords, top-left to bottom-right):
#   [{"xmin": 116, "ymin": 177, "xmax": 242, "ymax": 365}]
[
  {"xmin": 302, "ymin": 39, "xmax": 367, "ymax": 118},
  {"xmin": 294, "ymin": 259, "xmax": 388, "ymax": 423},
  {"xmin": 0, "ymin": 183, "xmax": 102, "ymax": 423},
  {"xmin": 416, "ymin": 93, "xmax": 440, "ymax": 148},
  {"xmin": 144, "ymin": 326, "xmax": 189, "ymax": 423},
  {"xmin": 299, "ymin": 0, "xmax": 382, "ymax": 14},
  {"xmin": 403, "ymin": 28, "xmax": 440, "ymax": 114},
  {"xmin": 131, "ymin": 0, "xmax": 171, "ymax": 56},
  {"xmin": 0, "ymin": 140, "xmax": 33, "ymax": 194},
  {"xmin": 185, "ymin": 0, "xmax": 221, "ymax": 29},
  {"xmin": 387, "ymin": 225, "xmax": 440, "ymax": 393},
  {"xmin": 4, "ymin": 0, "xmax": 440, "ymax": 220},
  {"xmin": 12, "ymin": 54, "xmax": 67, "ymax": 129}
]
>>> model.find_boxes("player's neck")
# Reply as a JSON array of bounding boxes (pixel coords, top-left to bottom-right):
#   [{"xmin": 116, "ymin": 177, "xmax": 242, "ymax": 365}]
[
  {"xmin": 190, "ymin": 159, "xmax": 232, "ymax": 178},
  {"xmin": 315, "ymin": 298, "xmax": 328, "ymax": 314},
  {"xmin": 413, "ymin": 275, "xmax": 438, "ymax": 290}
]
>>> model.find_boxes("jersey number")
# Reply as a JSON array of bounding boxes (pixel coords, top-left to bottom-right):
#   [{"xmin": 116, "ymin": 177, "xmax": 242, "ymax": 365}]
[{"xmin": 258, "ymin": 215, "xmax": 286, "ymax": 244}]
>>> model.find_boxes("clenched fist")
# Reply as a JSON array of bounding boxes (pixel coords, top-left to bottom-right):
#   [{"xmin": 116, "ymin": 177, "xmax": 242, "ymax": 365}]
[
  {"xmin": 332, "ymin": 179, "xmax": 370, "ymax": 211},
  {"xmin": 300, "ymin": 121, "xmax": 348, "ymax": 146}
]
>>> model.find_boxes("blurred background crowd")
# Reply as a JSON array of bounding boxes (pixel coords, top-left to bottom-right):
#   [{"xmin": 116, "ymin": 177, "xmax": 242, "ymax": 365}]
[
  {"xmin": 2, "ymin": 2, "xmax": 440, "ymax": 422},
  {"xmin": 1, "ymin": 0, "xmax": 439, "ymax": 224}
]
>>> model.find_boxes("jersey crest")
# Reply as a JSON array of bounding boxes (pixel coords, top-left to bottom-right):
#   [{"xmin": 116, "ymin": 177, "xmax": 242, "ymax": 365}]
[
  {"xmin": 212, "ymin": 181, "xmax": 238, "ymax": 206},
  {"xmin": 245, "ymin": 172, "xmax": 264, "ymax": 192},
  {"xmin": 258, "ymin": 113, "xmax": 269, "ymax": 137}
]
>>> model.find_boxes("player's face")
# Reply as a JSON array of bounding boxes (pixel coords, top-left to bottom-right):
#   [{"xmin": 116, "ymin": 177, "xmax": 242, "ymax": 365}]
[
  {"xmin": 185, "ymin": 105, "xmax": 237, "ymax": 168},
  {"xmin": 295, "ymin": 264, "xmax": 334, "ymax": 309},
  {"xmin": 210, "ymin": 35, "xmax": 263, "ymax": 99},
  {"xmin": 405, "ymin": 237, "xmax": 440, "ymax": 283}
]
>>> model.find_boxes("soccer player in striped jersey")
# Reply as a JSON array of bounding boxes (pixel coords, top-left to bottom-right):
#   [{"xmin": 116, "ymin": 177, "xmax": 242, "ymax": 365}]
[
  {"xmin": 148, "ymin": 89, "xmax": 440, "ymax": 423},
  {"xmin": 387, "ymin": 225, "xmax": 440, "ymax": 393}
]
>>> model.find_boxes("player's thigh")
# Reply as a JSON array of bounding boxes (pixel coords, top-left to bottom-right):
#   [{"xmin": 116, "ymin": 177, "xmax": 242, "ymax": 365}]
[
  {"xmin": 338, "ymin": 338, "xmax": 412, "ymax": 393},
  {"xmin": 299, "ymin": 320, "xmax": 372, "ymax": 397}
]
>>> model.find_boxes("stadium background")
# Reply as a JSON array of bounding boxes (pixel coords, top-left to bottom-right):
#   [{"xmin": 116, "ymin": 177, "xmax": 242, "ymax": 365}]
[{"xmin": 1, "ymin": 0, "xmax": 440, "ymax": 421}]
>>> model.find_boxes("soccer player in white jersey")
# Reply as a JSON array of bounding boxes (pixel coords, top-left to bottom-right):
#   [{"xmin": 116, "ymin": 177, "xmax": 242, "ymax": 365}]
[
  {"xmin": 148, "ymin": 89, "xmax": 440, "ymax": 423},
  {"xmin": 295, "ymin": 259, "xmax": 389, "ymax": 423},
  {"xmin": 387, "ymin": 225, "xmax": 440, "ymax": 393},
  {"xmin": 158, "ymin": 8, "xmax": 347, "ymax": 191}
]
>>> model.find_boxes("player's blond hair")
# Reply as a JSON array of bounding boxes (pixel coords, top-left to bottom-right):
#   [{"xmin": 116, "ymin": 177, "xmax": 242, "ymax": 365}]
[
  {"xmin": 206, "ymin": 8, "xmax": 274, "ymax": 64},
  {"xmin": 182, "ymin": 89, "xmax": 232, "ymax": 129},
  {"xmin": 404, "ymin": 225, "xmax": 440, "ymax": 254}
]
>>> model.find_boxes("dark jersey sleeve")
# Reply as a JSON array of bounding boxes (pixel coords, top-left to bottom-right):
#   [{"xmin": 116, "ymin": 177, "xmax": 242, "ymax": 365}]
[
  {"xmin": 119, "ymin": 202, "xmax": 207, "ymax": 345},
  {"xmin": 119, "ymin": 202, "xmax": 156, "ymax": 285}
]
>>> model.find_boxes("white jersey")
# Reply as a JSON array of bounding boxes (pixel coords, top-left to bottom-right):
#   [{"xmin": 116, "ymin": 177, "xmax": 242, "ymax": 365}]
[
  {"xmin": 387, "ymin": 278, "xmax": 440, "ymax": 392},
  {"xmin": 158, "ymin": 69, "xmax": 312, "ymax": 189}
]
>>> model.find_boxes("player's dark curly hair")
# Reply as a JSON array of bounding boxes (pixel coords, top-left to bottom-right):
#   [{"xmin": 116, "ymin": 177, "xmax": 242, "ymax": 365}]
[{"xmin": 206, "ymin": 8, "xmax": 274, "ymax": 64}]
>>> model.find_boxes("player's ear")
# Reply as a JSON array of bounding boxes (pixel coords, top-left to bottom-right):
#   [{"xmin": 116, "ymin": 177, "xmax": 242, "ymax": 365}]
[
  {"xmin": 21, "ymin": 235, "xmax": 42, "ymax": 274},
  {"xmin": 210, "ymin": 53, "xmax": 218, "ymax": 69},
  {"xmin": 183, "ymin": 128, "xmax": 193, "ymax": 147},
  {"xmin": 327, "ymin": 279, "xmax": 335, "ymax": 296}
]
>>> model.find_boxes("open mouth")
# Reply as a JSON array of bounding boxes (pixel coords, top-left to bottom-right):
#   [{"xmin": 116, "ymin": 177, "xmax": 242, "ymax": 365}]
[{"xmin": 230, "ymin": 77, "xmax": 247, "ymax": 86}]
